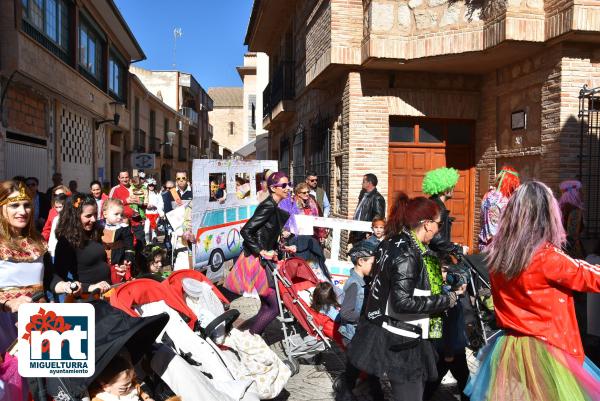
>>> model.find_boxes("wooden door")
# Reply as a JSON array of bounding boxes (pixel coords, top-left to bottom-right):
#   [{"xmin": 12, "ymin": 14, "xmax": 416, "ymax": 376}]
[{"xmin": 388, "ymin": 118, "xmax": 475, "ymax": 248}]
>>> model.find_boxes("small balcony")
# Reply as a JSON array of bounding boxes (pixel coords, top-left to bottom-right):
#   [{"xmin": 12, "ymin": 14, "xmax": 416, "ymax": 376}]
[
  {"xmin": 163, "ymin": 145, "xmax": 173, "ymax": 159},
  {"xmin": 179, "ymin": 107, "xmax": 199, "ymax": 126},
  {"xmin": 150, "ymin": 136, "xmax": 161, "ymax": 156},
  {"xmin": 133, "ymin": 129, "xmax": 147, "ymax": 153},
  {"xmin": 263, "ymin": 61, "xmax": 295, "ymax": 128},
  {"xmin": 178, "ymin": 147, "xmax": 187, "ymax": 162},
  {"xmin": 190, "ymin": 145, "xmax": 199, "ymax": 159}
]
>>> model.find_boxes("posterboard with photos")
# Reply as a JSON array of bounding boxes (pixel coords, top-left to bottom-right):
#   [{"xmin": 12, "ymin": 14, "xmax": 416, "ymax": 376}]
[{"xmin": 192, "ymin": 159, "xmax": 278, "ymax": 281}]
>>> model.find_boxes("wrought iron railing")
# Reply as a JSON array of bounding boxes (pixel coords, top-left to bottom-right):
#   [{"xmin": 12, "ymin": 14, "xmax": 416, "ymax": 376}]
[
  {"xmin": 134, "ymin": 129, "xmax": 146, "ymax": 152},
  {"xmin": 579, "ymin": 85, "xmax": 600, "ymax": 238}
]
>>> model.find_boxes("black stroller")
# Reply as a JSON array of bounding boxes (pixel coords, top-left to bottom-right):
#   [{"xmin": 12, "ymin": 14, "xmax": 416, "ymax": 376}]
[
  {"xmin": 450, "ymin": 253, "xmax": 499, "ymax": 351},
  {"xmin": 31, "ymin": 300, "xmax": 171, "ymax": 401}
]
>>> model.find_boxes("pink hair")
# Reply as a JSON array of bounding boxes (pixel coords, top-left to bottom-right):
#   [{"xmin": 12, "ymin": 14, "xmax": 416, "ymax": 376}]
[
  {"xmin": 559, "ymin": 180, "xmax": 584, "ymax": 210},
  {"xmin": 487, "ymin": 181, "xmax": 566, "ymax": 279}
]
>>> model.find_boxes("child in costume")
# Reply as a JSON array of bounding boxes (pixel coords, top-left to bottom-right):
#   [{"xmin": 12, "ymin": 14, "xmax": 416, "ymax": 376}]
[
  {"xmin": 465, "ymin": 181, "xmax": 600, "ymax": 401},
  {"xmin": 478, "ymin": 166, "xmax": 520, "ymax": 251},
  {"xmin": 102, "ymin": 199, "xmax": 134, "ymax": 284},
  {"xmin": 129, "ymin": 176, "xmax": 148, "ymax": 220}
]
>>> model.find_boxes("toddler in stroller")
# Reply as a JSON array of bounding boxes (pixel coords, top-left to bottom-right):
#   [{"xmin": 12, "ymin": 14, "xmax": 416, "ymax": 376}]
[{"xmin": 90, "ymin": 354, "xmax": 155, "ymax": 401}]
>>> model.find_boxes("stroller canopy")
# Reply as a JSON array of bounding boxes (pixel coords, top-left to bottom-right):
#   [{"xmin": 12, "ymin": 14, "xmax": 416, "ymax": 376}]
[{"xmin": 110, "ymin": 278, "xmax": 197, "ymax": 329}]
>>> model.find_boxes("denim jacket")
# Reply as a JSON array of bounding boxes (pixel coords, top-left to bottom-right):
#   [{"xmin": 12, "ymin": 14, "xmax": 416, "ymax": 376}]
[{"xmin": 338, "ymin": 270, "xmax": 366, "ymax": 342}]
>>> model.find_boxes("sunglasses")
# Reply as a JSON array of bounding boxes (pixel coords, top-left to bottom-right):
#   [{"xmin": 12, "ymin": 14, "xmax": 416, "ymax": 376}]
[
  {"xmin": 298, "ymin": 191, "xmax": 309, "ymax": 195},
  {"xmin": 271, "ymin": 182, "xmax": 293, "ymax": 189},
  {"xmin": 166, "ymin": 186, "xmax": 174, "ymax": 190},
  {"xmin": 308, "ymin": 179, "xmax": 317, "ymax": 182},
  {"xmin": 176, "ymin": 177, "xmax": 187, "ymax": 181}
]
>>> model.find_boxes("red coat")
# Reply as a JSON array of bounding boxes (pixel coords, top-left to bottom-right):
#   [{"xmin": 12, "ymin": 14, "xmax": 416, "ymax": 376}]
[
  {"xmin": 491, "ymin": 243, "xmax": 600, "ymax": 363},
  {"xmin": 41, "ymin": 208, "xmax": 58, "ymax": 241}
]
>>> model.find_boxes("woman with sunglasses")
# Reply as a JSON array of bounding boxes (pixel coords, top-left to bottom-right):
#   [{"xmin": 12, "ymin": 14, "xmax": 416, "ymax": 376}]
[
  {"xmin": 346, "ymin": 192, "xmax": 465, "ymax": 401},
  {"xmin": 278, "ymin": 182, "xmax": 325, "ymax": 240},
  {"xmin": 51, "ymin": 193, "xmax": 111, "ymax": 298},
  {"xmin": 224, "ymin": 171, "xmax": 291, "ymax": 335}
]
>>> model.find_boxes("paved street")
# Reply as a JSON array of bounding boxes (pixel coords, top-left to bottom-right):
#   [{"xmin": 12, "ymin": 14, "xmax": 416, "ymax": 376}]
[{"xmin": 229, "ymin": 294, "xmax": 476, "ymax": 401}]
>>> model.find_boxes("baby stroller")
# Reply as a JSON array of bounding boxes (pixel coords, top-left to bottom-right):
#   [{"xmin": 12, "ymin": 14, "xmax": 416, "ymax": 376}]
[
  {"xmin": 264, "ymin": 257, "xmax": 345, "ymax": 375},
  {"xmin": 110, "ymin": 279, "xmax": 257, "ymax": 400},
  {"xmin": 111, "ymin": 277, "xmax": 290, "ymax": 400},
  {"xmin": 39, "ymin": 300, "xmax": 170, "ymax": 401},
  {"xmin": 452, "ymin": 253, "xmax": 500, "ymax": 351}
]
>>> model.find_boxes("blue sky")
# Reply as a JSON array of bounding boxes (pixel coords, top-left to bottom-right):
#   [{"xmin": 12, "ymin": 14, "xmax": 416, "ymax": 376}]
[{"xmin": 115, "ymin": 0, "xmax": 254, "ymax": 89}]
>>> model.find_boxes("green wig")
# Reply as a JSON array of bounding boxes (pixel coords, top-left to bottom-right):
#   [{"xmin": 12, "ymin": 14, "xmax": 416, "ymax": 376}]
[{"xmin": 422, "ymin": 167, "xmax": 460, "ymax": 196}]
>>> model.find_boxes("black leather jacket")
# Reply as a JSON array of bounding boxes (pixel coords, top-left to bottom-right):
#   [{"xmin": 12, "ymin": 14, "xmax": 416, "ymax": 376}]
[
  {"xmin": 428, "ymin": 195, "xmax": 462, "ymax": 258},
  {"xmin": 355, "ymin": 188, "xmax": 386, "ymax": 221},
  {"xmin": 365, "ymin": 230, "xmax": 452, "ymax": 337},
  {"xmin": 241, "ymin": 195, "xmax": 290, "ymax": 257}
]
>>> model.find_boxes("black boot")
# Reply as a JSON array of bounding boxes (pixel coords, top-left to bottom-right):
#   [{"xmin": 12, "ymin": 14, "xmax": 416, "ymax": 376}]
[{"xmin": 367, "ymin": 375, "xmax": 385, "ymax": 401}]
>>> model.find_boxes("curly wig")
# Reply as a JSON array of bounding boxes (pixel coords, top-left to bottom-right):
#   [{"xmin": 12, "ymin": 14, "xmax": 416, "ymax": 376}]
[
  {"xmin": 422, "ymin": 167, "xmax": 460, "ymax": 196},
  {"xmin": 495, "ymin": 165, "xmax": 520, "ymax": 198}
]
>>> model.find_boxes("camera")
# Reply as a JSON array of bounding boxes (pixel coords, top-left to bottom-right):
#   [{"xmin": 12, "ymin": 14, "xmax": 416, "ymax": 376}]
[{"xmin": 445, "ymin": 261, "xmax": 471, "ymax": 290}]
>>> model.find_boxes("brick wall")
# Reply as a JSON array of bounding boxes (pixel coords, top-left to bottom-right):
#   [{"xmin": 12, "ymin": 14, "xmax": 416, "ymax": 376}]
[{"xmin": 5, "ymin": 84, "xmax": 47, "ymax": 138}]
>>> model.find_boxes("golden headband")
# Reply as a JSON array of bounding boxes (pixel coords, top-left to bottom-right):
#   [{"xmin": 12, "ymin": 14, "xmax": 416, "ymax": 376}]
[{"xmin": 0, "ymin": 184, "xmax": 32, "ymax": 207}]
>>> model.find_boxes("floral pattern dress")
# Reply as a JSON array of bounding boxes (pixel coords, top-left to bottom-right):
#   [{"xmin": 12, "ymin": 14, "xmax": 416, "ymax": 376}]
[{"xmin": 478, "ymin": 189, "xmax": 508, "ymax": 251}]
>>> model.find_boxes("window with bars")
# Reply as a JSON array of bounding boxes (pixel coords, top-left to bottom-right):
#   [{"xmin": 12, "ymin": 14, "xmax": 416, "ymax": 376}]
[
  {"xmin": 292, "ymin": 131, "xmax": 305, "ymax": 186},
  {"xmin": 279, "ymin": 138, "xmax": 290, "ymax": 176},
  {"xmin": 309, "ymin": 118, "xmax": 331, "ymax": 198},
  {"xmin": 579, "ymin": 86, "xmax": 600, "ymax": 238}
]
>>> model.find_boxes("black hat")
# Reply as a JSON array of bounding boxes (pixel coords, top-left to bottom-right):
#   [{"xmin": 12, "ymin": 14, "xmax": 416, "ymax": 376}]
[
  {"xmin": 349, "ymin": 240, "xmax": 378, "ymax": 264},
  {"xmin": 45, "ymin": 300, "xmax": 169, "ymax": 400}
]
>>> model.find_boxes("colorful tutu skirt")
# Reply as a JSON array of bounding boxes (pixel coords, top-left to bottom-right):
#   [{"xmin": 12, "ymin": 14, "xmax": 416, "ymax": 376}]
[
  {"xmin": 465, "ymin": 332, "xmax": 600, "ymax": 401},
  {"xmin": 224, "ymin": 253, "xmax": 270, "ymax": 296}
]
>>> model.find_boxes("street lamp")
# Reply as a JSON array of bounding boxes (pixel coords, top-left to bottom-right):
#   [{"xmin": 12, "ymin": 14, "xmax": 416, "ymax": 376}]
[
  {"xmin": 95, "ymin": 101, "xmax": 122, "ymax": 130},
  {"xmin": 161, "ymin": 131, "xmax": 176, "ymax": 146}
]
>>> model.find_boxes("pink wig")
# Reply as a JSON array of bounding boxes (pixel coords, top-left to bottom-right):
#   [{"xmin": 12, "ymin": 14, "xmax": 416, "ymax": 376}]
[{"xmin": 559, "ymin": 180, "xmax": 584, "ymax": 210}]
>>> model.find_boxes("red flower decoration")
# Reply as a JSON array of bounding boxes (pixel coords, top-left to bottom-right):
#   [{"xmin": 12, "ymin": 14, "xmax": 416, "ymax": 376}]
[{"xmin": 22, "ymin": 307, "xmax": 72, "ymax": 352}]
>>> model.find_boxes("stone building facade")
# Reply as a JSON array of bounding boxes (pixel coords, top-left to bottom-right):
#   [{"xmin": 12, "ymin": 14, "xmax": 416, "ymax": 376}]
[
  {"xmin": 0, "ymin": 0, "xmax": 143, "ymax": 189},
  {"xmin": 246, "ymin": 0, "xmax": 600, "ymax": 249},
  {"xmin": 208, "ymin": 87, "xmax": 244, "ymax": 154}
]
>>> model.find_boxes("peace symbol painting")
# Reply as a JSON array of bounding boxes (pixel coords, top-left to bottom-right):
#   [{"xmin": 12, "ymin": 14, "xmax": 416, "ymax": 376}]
[{"xmin": 191, "ymin": 159, "xmax": 278, "ymax": 281}]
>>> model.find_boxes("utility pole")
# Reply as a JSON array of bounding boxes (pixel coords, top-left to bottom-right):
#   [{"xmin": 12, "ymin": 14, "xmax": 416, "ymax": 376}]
[{"xmin": 173, "ymin": 27, "xmax": 183, "ymax": 68}]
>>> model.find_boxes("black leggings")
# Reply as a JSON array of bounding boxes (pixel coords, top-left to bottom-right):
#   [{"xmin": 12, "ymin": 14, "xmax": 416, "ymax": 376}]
[{"xmin": 423, "ymin": 350, "xmax": 470, "ymax": 401}]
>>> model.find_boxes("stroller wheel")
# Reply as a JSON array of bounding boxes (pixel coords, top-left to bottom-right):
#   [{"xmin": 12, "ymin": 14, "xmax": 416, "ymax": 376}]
[{"xmin": 284, "ymin": 357, "xmax": 300, "ymax": 376}]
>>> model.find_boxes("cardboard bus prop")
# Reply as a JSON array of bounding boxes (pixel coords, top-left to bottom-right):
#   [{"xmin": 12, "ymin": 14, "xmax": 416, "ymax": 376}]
[
  {"xmin": 294, "ymin": 214, "xmax": 373, "ymax": 288},
  {"xmin": 192, "ymin": 159, "xmax": 278, "ymax": 280}
]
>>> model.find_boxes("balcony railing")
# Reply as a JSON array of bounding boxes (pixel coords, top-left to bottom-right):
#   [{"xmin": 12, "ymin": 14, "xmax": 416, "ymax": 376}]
[
  {"xmin": 263, "ymin": 61, "xmax": 295, "ymax": 116},
  {"xmin": 179, "ymin": 107, "xmax": 199, "ymax": 126},
  {"xmin": 178, "ymin": 147, "xmax": 187, "ymax": 162},
  {"xmin": 150, "ymin": 137, "xmax": 161, "ymax": 156},
  {"xmin": 134, "ymin": 129, "xmax": 147, "ymax": 152},
  {"xmin": 190, "ymin": 145, "xmax": 199, "ymax": 159}
]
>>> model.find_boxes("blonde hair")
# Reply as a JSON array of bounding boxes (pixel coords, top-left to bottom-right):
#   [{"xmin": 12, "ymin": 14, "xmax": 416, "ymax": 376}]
[
  {"xmin": 103, "ymin": 198, "xmax": 124, "ymax": 214},
  {"xmin": 294, "ymin": 182, "xmax": 310, "ymax": 194}
]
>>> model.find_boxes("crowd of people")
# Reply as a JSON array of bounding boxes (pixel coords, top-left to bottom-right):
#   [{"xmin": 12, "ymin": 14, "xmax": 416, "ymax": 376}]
[{"xmin": 2, "ymin": 163, "xmax": 600, "ymax": 401}]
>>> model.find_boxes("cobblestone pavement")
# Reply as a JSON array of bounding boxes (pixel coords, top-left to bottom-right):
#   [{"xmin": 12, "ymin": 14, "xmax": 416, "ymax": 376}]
[{"xmin": 229, "ymin": 294, "xmax": 477, "ymax": 401}]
